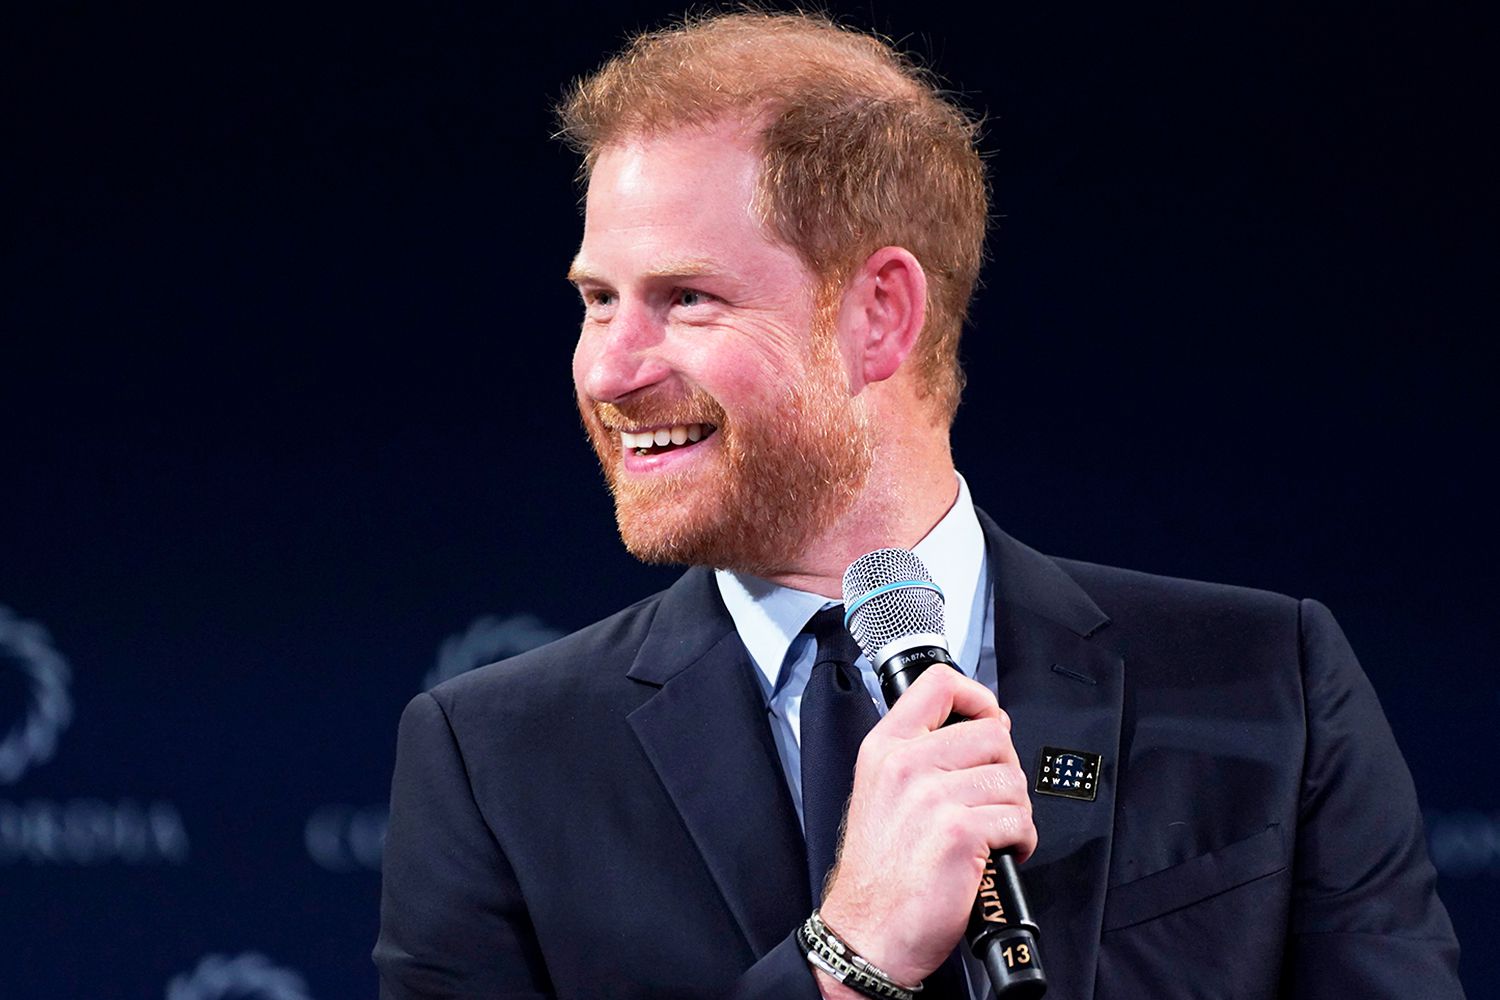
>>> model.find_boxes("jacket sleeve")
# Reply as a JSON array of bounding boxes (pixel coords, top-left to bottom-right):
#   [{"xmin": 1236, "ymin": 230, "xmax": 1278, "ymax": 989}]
[
  {"xmin": 1282, "ymin": 599, "xmax": 1464, "ymax": 997},
  {"xmin": 373, "ymin": 691, "xmax": 826, "ymax": 1000},
  {"xmin": 722, "ymin": 931, "xmax": 824, "ymax": 999}
]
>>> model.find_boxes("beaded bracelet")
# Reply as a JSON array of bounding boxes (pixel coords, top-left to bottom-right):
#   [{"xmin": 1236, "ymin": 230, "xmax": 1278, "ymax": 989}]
[{"xmin": 796, "ymin": 910, "xmax": 924, "ymax": 1000}]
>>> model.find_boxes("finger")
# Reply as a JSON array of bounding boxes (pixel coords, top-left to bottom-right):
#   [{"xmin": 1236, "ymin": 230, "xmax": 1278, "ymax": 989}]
[
  {"xmin": 941, "ymin": 761, "xmax": 1031, "ymax": 808},
  {"xmin": 879, "ymin": 716, "xmax": 1018, "ymax": 774},
  {"xmin": 968, "ymin": 803, "xmax": 1038, "ymax": 863},
  {"xmin": 878, "ymin": 664, "xmax": 1001, "ymax": 737}
]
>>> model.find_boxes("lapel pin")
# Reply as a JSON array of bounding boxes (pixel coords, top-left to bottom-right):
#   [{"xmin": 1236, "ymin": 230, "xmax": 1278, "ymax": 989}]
[{"xmin": 1035, "ymin": 746, "xmax": 1103, "ymax": 802}]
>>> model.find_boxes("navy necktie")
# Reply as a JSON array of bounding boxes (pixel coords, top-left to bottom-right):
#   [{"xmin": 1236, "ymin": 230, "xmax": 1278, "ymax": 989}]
[{"xmin": 799, "ymin": 605, "xmax": 879, "ymax": 905}]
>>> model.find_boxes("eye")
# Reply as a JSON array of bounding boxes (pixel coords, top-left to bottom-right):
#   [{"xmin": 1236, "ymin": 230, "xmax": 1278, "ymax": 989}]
[
  {"xmin": 675, "ymin": 289, "xmax": 713, "ymax": 308},
  {"xmin": 578, "ymin": 288, "xmax": 616, "ymax": 318}
]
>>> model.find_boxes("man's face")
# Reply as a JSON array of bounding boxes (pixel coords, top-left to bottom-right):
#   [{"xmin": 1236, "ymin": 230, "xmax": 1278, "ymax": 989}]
[{"xmin": 569, "ymin": 125, "xmax": 873, "ymax": 576}]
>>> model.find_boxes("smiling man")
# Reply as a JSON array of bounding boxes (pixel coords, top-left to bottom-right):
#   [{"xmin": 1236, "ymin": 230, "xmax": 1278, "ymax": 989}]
[{"xmin": 374, "ymin": 12, "xmax": 1462, "ymax": 1000}]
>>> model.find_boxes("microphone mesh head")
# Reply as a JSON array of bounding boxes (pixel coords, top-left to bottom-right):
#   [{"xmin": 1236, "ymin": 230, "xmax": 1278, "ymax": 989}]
[{"xmin": 841, "ymin": 548, "xmax": 947, "ymax": 662}]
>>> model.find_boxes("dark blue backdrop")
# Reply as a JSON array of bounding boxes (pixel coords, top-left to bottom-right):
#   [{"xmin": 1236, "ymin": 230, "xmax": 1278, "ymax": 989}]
[{"xmin": 3, "ymin": 4, "xmax": 1494, "ymax": 997}]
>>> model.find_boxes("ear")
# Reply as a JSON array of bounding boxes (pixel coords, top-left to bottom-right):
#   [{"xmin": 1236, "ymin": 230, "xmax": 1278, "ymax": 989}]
[{"xmin": 836, "ymin": 246, "xmax": 928, "ymax": 387}]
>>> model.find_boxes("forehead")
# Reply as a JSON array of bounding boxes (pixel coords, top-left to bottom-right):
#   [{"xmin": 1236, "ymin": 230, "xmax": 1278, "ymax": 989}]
[{"xmin": 572, "ymin": 125, "xmax": 810, "ymax": 288}]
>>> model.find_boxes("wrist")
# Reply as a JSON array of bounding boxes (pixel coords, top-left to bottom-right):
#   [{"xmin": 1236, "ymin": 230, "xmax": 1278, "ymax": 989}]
[
  {"xmin": 812, "ymin": 967, "xmax": 868, "ymax": 1000},
  {"xmin": 816, "ymin": 898, "xmax": 925, "ymax": 989},
  {"xmin": 798, "ymin": 911, "xmax": 923, "ymax": 1000}
]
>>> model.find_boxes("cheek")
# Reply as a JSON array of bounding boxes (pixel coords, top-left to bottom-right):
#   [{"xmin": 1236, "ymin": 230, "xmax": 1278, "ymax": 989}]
[
  {"xmin": 680, "ymin": 354, "xmax": 774, "ymax": 412},
  {"xmin": 675, "ymin": 322, "xmax": 809, "ymax": 399}
]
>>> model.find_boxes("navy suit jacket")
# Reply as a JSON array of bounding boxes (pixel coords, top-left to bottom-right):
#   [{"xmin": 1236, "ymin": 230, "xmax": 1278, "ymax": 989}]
[{"xmin": 374, "ymin": 513, "xmax": 1462, "ymax": 998}]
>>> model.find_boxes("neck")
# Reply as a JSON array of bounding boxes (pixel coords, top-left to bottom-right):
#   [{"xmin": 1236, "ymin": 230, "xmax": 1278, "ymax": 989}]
[{"xmin": 760, "ymin": 440, "xmax": 959, "ymax": 598}]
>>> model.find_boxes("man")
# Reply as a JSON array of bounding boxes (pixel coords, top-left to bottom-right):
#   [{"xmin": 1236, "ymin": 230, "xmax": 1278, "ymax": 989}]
[{"xmin": 375, "ymin": 12, "xmax": 1462, "ymax": 999}]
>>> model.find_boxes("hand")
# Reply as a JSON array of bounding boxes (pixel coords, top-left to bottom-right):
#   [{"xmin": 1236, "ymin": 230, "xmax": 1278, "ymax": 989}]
[{"xmin": 815, "ymin": 665, "xmax": 1035, "ymax": 991}]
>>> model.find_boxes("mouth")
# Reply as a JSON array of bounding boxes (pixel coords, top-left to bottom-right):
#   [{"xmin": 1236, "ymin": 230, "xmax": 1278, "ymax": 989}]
[{"xmin": 618, "ymin": 422, "xmax": 718, "ymax": 457}]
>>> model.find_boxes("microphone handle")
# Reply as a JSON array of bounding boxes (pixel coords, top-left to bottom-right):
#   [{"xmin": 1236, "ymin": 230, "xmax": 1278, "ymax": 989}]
[{"xmin": 877, "ymin": 647, "xmax": 1047, "ymax": 1000}]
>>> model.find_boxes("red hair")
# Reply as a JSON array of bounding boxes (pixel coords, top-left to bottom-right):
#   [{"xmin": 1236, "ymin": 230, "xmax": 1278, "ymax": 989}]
[{"xmin": 557, "ymin": 11, "xmax": 988, "ymax": 421}]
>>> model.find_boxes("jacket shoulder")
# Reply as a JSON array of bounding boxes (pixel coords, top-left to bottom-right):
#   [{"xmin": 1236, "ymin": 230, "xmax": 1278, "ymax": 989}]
[
  {"xmin": 1055, "ymin": 555, "xmax": 1302, "ymax": 638},
  {"xmin": 1046, "ymin": 556, "xmax": 1314, "ymax": 697},
  {"xmin": 425, "ymin": 589, "xmax": 666, "ymax": 724}
]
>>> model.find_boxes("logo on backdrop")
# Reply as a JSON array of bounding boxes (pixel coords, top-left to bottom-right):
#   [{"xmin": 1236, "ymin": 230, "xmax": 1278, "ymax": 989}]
[
  {"xmin": 1426, "ymin": 809, "xmax": 1500, "ymax": 878},
  {"xmin": 306, "ymin": 611, "xmax": 564, "ymax": 872},
  {"xmin": 0, "ymin": 603, "xmax": 189, "ymax": 866},
  {"xmin": 0, "ymin": 604, "xmax": 73, "ymax": 785},
  {"xmin": 305, "ymin": 803, "xmax": 389, "ymax": 873},
  {"xmin": 166, "ymin": 952, "xmax": 314, "ymax": 1000},
  {"xmin": 422, "ymin": 613, "xmax": 565, "ymax": 690}
]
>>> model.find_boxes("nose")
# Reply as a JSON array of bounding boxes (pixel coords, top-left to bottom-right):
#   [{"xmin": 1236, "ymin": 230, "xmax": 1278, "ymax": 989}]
[{"xmin": 574, "ymin": 299, "xmax": 671, "ymax": 403}]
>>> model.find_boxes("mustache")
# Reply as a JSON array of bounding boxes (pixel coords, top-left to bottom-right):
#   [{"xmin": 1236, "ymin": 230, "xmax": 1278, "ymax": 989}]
[{"xmin": 589, "ymin": 389, "xmax": 726, "ymax": 431}]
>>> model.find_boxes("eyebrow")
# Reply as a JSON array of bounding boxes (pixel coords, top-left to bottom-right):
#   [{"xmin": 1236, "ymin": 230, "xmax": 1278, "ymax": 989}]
[{"xmin": 566, "ymin": 255, "xmax": 725, "ymax": 285}]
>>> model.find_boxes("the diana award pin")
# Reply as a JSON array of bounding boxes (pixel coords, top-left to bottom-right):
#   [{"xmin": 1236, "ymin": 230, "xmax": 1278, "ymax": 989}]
[{"xmin": 1035, "ymin": 746, "xmax": 1102, "ymax": 801}]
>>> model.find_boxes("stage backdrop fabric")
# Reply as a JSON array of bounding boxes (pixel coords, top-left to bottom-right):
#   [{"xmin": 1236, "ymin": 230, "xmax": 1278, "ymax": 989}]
[{"xmin": 2, "ymin": 5, "xmax": 1495, "ymax": 997}]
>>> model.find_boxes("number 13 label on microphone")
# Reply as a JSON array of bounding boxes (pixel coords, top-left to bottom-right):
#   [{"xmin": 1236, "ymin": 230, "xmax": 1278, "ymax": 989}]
[
  {"xmin": 1035, "ymin": 746, "xmax": 1103, "ymax": 802},
  {"xmin": 1002, "ymin": 942, "xmax": 1034, "ymax": 969}
]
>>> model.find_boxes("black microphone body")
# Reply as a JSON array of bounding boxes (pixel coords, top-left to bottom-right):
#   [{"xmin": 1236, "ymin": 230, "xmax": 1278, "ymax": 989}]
[{"xmin": 874, "ymin": 643, "xmax": 1046, "ymax": 999}]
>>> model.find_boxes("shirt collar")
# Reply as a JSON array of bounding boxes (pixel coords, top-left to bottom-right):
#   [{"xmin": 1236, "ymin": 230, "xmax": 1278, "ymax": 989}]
[
  {"xmin": 911, "ymin": 472, "xmax": 986, "ymax": 678},
  {"xmin": 716, "ymin": 473, "xmax": 987, "ymax": 697}
]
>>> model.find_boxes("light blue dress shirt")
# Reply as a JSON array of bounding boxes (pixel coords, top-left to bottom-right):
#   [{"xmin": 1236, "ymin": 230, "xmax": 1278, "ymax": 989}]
[{"xmin": 715, "ymin": 473, "xmax": 995, "ymax": 998}]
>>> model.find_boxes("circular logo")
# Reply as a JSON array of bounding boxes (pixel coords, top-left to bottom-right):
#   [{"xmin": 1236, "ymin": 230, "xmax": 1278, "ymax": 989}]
[
  {"xmin": 0, "ymin": 605, "xmax": 73, "ymax": 785},
  {"xmin": 166, "ymin": 952, "xmax": 314, "ymax": 1000},
  {"xmin": 1427, "ymin": 809, "xmax": 1500, "ymax": 878},
  {"xmin": 423, "ymin": 613, "xmax": 564, "ymax": 690}
]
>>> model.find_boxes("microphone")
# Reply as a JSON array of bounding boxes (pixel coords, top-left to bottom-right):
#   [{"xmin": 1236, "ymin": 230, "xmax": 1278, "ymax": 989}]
[{"xmin": 842, "ymin": 548, "xmax": 1046, "ymax": 1000}]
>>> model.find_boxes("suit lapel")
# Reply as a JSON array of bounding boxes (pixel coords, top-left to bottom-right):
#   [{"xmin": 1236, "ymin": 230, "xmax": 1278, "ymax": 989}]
[
  {"xmin": 980, "ymin": 510, "xmax": 1123, "ymax": 1000},
  {"xmin": 625, "ymin": 568, "xmax": 811, "ymax": 958}
]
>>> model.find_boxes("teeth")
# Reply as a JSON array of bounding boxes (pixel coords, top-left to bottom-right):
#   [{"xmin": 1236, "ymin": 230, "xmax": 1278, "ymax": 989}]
[{"xmin": 618, "ymin": 424, "xmax": 713, "ymax": 452}]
